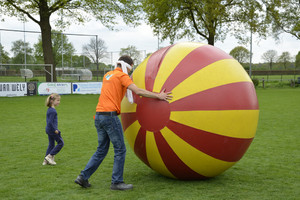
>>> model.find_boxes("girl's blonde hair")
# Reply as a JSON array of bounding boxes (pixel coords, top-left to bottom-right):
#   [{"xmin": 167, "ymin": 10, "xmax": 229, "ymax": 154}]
[{"xmin": 45, "ymin": 93, "xmax": 60, "ymax": 107}]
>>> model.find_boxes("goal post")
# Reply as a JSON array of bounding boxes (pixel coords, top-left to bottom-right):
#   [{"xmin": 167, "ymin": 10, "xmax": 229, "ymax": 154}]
[{"xmin": 0, "ymin": 63, "xmax": 53, "ymax": 82}]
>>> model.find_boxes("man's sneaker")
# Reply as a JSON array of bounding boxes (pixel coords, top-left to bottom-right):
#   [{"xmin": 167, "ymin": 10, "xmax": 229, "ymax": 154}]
[
  {"xmin": 42, "ymin": 159, "xmax": 48, "ymax": 165},
  {"xmin": 110, "ymin": 182, "xmax": 133, "ymax": 190},
  {"xmin": 75, "ymin": 175, "xmax": 91, "ymax": 188},
  {"xmin": 45, "ymin": 154, "xmax": 56, "ymax": 165}
]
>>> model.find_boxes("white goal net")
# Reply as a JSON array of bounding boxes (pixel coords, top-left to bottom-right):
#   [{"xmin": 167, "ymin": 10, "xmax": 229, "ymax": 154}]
[
  {"xmin": 0, "ymin": 63, "xmax": 53, "ymax": 82},
  {"xmin": 20, "ymin": 69, "xmax": 33, "ymax": 78},
  {"xmin": 59, "ymin": 67, "xmax": 92, "ymax": 81}
]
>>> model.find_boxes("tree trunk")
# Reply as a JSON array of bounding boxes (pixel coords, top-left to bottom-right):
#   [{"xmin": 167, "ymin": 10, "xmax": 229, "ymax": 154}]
[
  {"xmin": 270, "ymin": 62, "xmax": 273, "ymax": 70},
  {"xmin": 208, "ymin": 33, "xmax": 215, "ymax": 46},
  {"xmin": 39, "ymin": 14, "xmax": 56, "ymax": 82}
]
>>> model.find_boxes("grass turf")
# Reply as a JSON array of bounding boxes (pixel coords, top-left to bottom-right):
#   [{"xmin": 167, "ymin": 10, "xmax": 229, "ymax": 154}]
[{"xmin": 0, "ymin": 89, "xmax": 299, "ymax": 200}]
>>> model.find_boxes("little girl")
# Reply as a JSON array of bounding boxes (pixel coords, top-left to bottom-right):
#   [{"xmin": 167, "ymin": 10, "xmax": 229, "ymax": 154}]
[{"xmin": 43, "ymin": 93, "xmax": 64, "ymax": 165}]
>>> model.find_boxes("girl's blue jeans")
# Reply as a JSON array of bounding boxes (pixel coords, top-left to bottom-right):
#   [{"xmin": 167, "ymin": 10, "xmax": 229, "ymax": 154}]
[
  {"xmin": 81, "ymin": 114, "xmax": 126, "ymax": 184},
  {"xmin": 45, "ymin": 132, "xmax": 64, "ymax": 156}
]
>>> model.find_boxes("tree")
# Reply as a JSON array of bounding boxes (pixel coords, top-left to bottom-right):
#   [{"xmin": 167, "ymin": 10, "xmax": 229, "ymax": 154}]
[
  {"xmin": 277, "ymin": 51, "xmax": 292, "ymax": 69},
  {"xmin": 120, "ymin": 45, "xmax": 142, "ymax": 66},
  {"xmin": 10, "ymin": 40, "xmax": 34, "ymax": 65},
  {"xmin": 229, "ymin": 46, "xmax": 250, "ymax": 64},
  {"xmin": 34, "ymin": 32, "xmax": 75, "ymax": 67},
  {"xmin": 295, "ymin": 51, "xmax": 300, "ymax": 69},
  {"xmin": 71, "ymin": 55, "xmax": 92, "ymax": 68},
  {"xmin": 0, "ymin": 44, "xmax": 10, "ymax": 64},
  {"xmin": 82, "ymin": 38, "xmax": 107, "ymax": 64},
  {"xmin": 261, "ymin": 50, "xmax": 278, "ymax": 70},
  {"xmin": 264, "ymin": 0, "xmax": 300, "ymax": 40},
  {"xmin": 0, "ymin": 0, "xmax": 141, "ymax": 81},
  {"xmin": 141, "ymin": 0, "xmax": 269, "ymax": 46},
  {"xmin": 232, "ymin": 0, "xmax": 268, "ymax": 43}
]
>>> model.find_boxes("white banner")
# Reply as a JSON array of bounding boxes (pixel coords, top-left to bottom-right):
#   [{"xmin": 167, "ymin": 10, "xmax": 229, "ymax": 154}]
[
  {"xmin": 72, "ymin": 82, "xmax": 102, "ymax": 94},
  {"xmin": 38, "ymin": 82, "xmax": 71, "ymax": 95},
  {"xmin": 0, "ymin": 82, "xmax": 27, "ymax": 97}
]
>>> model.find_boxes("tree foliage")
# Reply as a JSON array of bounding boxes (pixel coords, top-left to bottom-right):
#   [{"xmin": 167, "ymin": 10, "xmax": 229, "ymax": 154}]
[
  {"xmin": 277, "ymin": 51, "xmax": 292, "ymax": 69},
  {"xmin": 10, "ymin": 40, "xmax": 34, "ymax": 64},
  {"xmin": 34, "ymin": 32, "xmax": 76, "ymax": 67},
  {"xmin": 0, "ymin": 44, "xmax": 11, "ymax": 64},
  {"xmin": 229, "ymin": 46, "xmax": 250, "ymax": 64},
  {"xmin": 264, "ymin": 0, "xmax": 300, "ymax": 40},
  {"xmin": 71, "ymin": 55, "xmax": 92, "ymax": 68},
  {"xmin": 120, "ymin": 45, "xmax": 142, "ymax": 66},
  {"xmin": 11, "ymin": 40, "xmax": 33, "ymax": 57},
  {"xmin": 261, "ymin": 50, "xmax": 278, "ymax": 70},
  {"xmin": 231, "ymin": 0, "xmax": 268, "ymax": 43},
  {"xmin": 142, "ymin": 0, "xmax": 271, "ymax": 45},
  {"xmin": 82, "ymin": 38, "xmax": 107, "ymax": 64},
  {"xmin": 0, "ymin": 0, "xmax": 142, "ymax": 81},
  {"xmin": 142, "ymin": 0, "xmax": 299, "ymax": 46},
  {"xmin": 295, "ymin": 51, "xmax": 300, "ymax": 69},
  {"xmin": 142, "ymin": 0, "xmax": 231, "ymax": 45}
]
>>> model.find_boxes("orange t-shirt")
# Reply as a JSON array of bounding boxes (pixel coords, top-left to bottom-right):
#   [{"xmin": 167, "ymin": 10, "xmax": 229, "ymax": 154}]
[{"xmin": 96, "ymin": 68, "xmax": 133, "ymax": 114}]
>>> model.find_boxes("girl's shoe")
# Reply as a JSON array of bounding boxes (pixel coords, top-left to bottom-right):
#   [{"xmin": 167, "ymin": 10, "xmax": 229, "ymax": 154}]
[
  {"xmin": 45, "ymin": 154, "xmax": 56, "ymax": 165},
  {"xmin": 42, "ymin": 159, "xmax": 48, "ymax": 165}
]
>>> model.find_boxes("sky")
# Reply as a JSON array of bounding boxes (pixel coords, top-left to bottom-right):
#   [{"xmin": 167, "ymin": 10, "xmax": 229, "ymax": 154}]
[{"xmin": 0, "ymin": 15, "xmax": 299, "ymax": 65}]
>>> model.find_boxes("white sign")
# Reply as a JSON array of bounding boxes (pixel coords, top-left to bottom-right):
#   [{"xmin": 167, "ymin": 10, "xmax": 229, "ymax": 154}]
[
  {"xmin": 0, "ymin": 82, "xmax": 27, "ymax": 97},
  {"xmin": 72, "ymin": 82, "xmax": 102, "ymax": 94},
  {"xmin": 38, "ymin": 82, "xmax": 71, "ymax": 95}
]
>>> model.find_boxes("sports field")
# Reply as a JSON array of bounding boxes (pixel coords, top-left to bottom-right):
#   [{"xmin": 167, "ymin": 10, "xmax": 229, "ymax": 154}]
[{"xmin": 0, "ymin": 88, "xmax": 299, "ymax": 200}]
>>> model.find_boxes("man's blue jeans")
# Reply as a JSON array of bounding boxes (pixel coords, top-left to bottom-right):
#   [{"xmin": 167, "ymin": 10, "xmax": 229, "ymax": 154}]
[{"xmin": 81, "ymin": 114, "xmax": 126, "ymax": 184}]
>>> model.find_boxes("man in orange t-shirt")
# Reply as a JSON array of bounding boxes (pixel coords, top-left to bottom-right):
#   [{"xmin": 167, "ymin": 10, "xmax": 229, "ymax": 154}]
[
  {"xmin": 96, "ymin": 66, "xmax": 133, "ymax": 114},
  {"xmin": 75, "ymin": 55, "xmax": 172, "ymax": 190}
]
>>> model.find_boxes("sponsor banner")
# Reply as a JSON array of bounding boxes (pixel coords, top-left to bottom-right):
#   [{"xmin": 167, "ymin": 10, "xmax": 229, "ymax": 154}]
[
  {"xmin": 72, "ymin": 82, "xmax": 102, "ymax": 94},
  {"xmin": 27, "ymin": 82, "xmax": 37, "ymax": 96},
  {"xmin": 38, "ymin": 82, "xmax": 71, "ymax": 95},
  {"xmin": 0, "ymin": 82, "xmax": 27, "ymax": 97}
]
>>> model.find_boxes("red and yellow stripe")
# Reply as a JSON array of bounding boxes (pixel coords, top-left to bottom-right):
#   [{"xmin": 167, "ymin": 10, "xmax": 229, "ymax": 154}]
[{"xmin": 121, "ymin": 42, "xmax": 259, "ymax": 179}]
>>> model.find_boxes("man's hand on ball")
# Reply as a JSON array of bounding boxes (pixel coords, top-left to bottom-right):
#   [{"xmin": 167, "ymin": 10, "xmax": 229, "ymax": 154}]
[{"xmin": 159, "ymin": 89, "xmax": 173, "ymax": 101}]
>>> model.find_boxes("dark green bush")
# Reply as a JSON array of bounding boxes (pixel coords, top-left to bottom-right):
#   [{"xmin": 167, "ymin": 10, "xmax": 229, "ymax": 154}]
[{"xmin": 252, "ymin": 78, "xmax": 259, "ymax": 87}]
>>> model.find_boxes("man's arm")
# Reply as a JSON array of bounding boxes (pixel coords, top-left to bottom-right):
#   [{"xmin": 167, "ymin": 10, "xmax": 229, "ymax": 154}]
[{"xmin": 128, "ymin": 83, "xmax": 172, "ymax": 101}]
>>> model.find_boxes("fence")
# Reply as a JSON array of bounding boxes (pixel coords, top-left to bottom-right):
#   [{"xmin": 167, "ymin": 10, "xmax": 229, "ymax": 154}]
[
  {"xmin": 248, "ymin": 70, "xmax": 300, "ymax": 81},
  {"xmin": 0, "ymin": 63, "xmax": 115, "ymax": 83},
  {"xmin": 0, "ymin": 63, "xmax": 53, "ymax": 82},
  {"xmin": 1, "ymin": 66, "xmax": 300, "ymax": 84}
]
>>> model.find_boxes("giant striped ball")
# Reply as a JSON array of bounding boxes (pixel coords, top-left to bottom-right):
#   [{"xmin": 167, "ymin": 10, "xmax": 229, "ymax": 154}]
[{"xmin": 121, "ymin": 42, "xmax": 259, "ymax": 179}]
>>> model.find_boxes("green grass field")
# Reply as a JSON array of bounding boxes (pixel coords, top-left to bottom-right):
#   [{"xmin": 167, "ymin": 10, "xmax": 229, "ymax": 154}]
[{"xmin": 0, "ymin": 89, "xmax": 299, "ymax": 200}]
